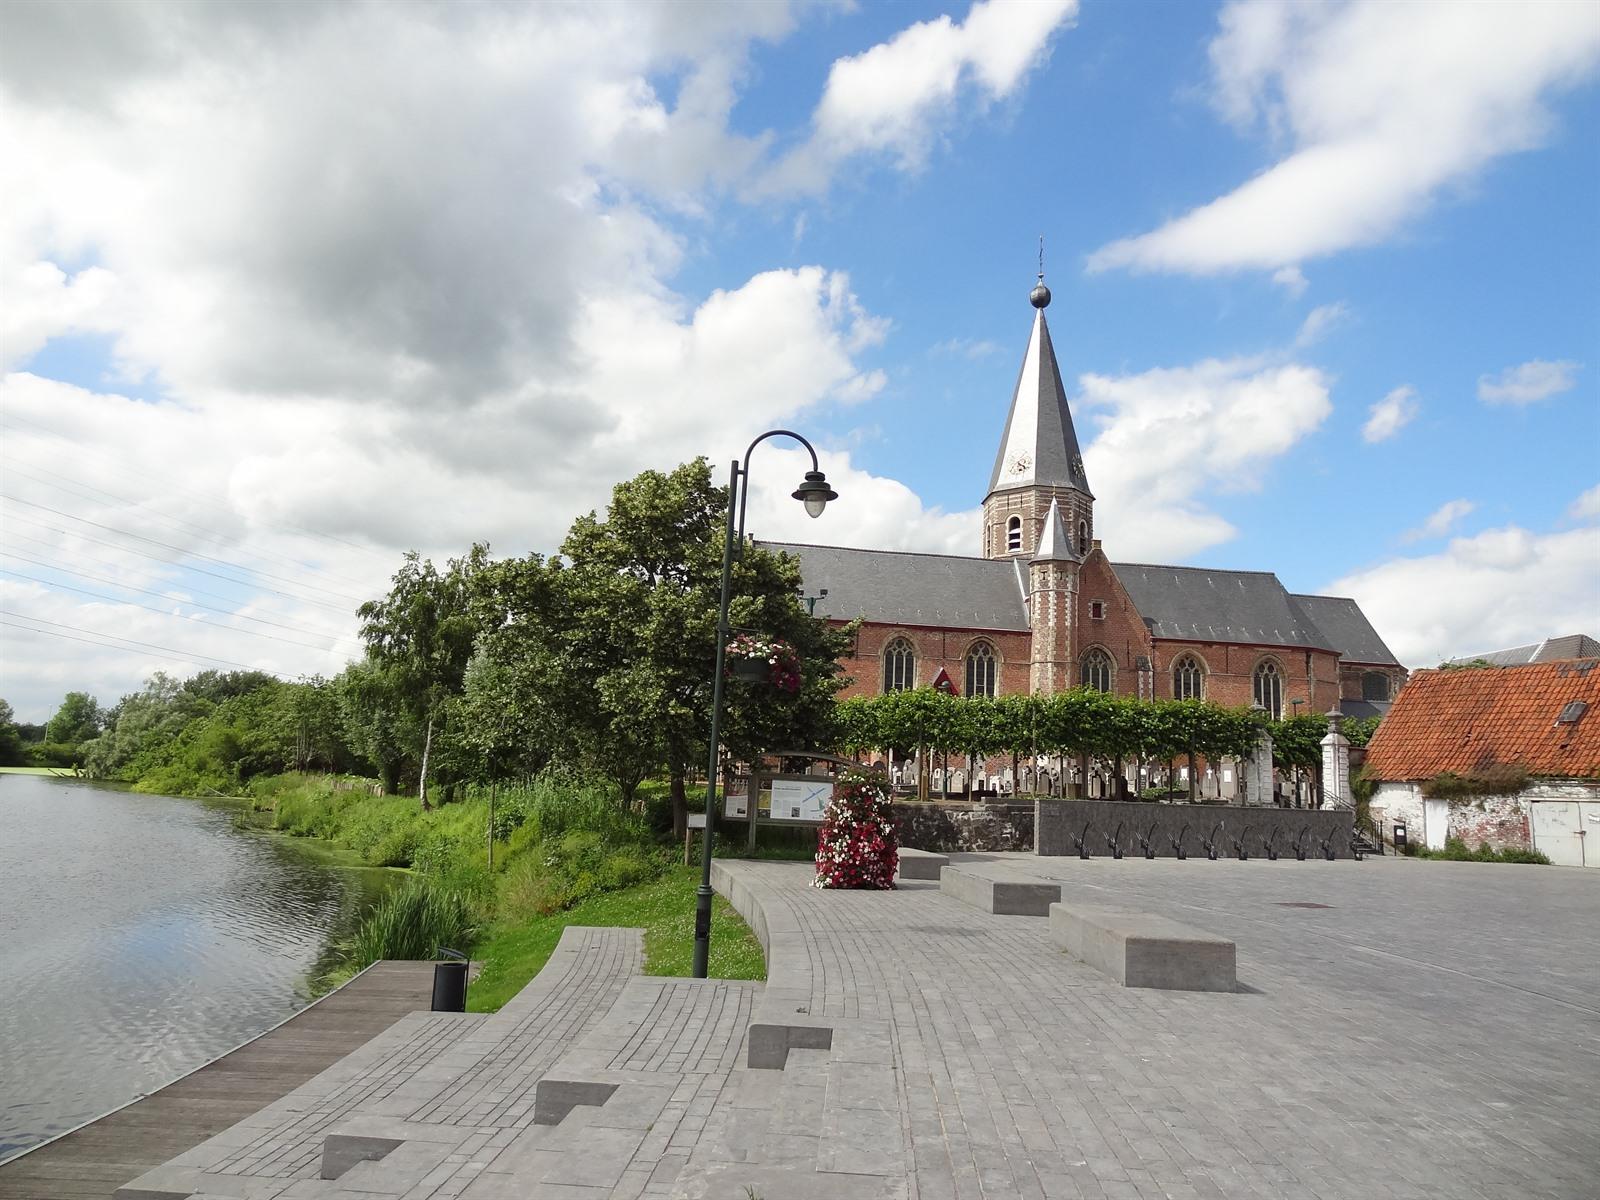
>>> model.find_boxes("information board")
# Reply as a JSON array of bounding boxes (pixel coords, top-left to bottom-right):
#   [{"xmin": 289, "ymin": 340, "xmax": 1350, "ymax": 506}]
[{"xmin": 762, "ymin": 777, "xmax": 832, "ymax": 823}]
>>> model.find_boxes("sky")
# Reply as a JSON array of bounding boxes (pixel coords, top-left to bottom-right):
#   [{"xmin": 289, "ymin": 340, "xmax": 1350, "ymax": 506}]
[{"xmin": 1, "ymin": 0, "xmax": 1597, "ymax": 722}]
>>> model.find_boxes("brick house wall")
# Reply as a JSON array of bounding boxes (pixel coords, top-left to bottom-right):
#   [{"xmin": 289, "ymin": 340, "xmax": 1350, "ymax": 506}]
[
  {"xmin": 1149, "ymin": 640, "xmax": 1344, "ymax": 712},
  {"xmin": 1073, "ymin": 547, "xmax": 1152, "ymax": 694},
  {"xmin": 831, "ymin": 621, "xmax": 1032, "ymax": 700}
]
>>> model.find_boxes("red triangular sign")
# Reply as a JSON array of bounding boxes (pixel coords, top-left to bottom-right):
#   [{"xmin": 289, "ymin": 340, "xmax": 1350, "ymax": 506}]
[{"xmin": 932, "ymin": 667, "xmax": 956, "ymax": 694}]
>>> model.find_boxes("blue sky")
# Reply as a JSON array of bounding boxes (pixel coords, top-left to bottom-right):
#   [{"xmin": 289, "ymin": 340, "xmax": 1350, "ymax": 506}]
[{"xmin": 1, "ymin": 0, "xmax": 1597, "ymax": 720}]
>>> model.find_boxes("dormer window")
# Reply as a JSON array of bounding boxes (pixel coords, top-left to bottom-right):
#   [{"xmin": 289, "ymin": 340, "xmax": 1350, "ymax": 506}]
[{"xmin": 1006, "ymin": 515, "xmax": 1022, "ymax": 553}]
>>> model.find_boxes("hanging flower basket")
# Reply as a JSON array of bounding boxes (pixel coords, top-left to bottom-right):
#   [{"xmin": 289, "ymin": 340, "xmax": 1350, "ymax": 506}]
[
  {"xmin": 814, "ymin": 768, "xmax": 898, "ymax": 890},
  {"xmin": 725, "ymin": 635, "xmax": 802, "ymax": 693}
]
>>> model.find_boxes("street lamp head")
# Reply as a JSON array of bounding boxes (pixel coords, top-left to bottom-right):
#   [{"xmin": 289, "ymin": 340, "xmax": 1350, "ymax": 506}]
[{"xmin": 792, "ymin": 470, "xmax": 838, "ymax": 519}]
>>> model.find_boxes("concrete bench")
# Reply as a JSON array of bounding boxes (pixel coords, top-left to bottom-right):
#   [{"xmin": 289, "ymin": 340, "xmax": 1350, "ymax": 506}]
[
  {"xmin": 1049, "ymin": 904, "xmax": 1236, "ymax": 992},
  {"xmin": 940, "ymin": 864, "xmax": 1060, "ymax": 916},
  {"xmin": 897, "ymin": 847, "xmax": 949, "ymax": 880}
]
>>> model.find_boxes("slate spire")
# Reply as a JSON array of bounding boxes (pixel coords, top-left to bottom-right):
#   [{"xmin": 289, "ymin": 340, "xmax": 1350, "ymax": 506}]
[
  {"xmin": 1031, "ymin": 497, "xmax": 1076, "ymax": 562},
  {"xmin": 987, "ymin": 275, "xmax": 1091, "ymax": 498}
]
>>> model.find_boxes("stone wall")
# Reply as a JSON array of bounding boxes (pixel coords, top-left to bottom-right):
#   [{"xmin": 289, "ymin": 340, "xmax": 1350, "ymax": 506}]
[
  {"xmin": 892, "ymin": 802, "xmax": 1035, "ymax": 853},
  {"xmin": 1035, "ymin": 798, "xmax": 1356, "ymax": 859}
]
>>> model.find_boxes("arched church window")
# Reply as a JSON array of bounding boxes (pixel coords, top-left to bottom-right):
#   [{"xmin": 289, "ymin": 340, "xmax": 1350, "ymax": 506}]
[
  {"xmin": 1006, "ymin": 515, "xmax": 1022, "ymax": 553},
  {"xmin": 1078, "ymin": 520, "xmax": 1088, "ymax": 555},
  {"xmin": 1081, "ymin": 648, "xmax": 1113, "ymax": 693},
  {"xmin": 1253, "ymin": 659, "xmax": 1283, "ymax": 719},
  {"xmin": 883, "ymin": 637, "xmax": 916, "ymax": 692},
  {"xmin": 1173, "ymin": 654, "xmax": 1205, "ymax": 700},
  {"xmin": 965, "ymin": 641, "xmax": 997, "ymax": 697},
  {"xmin": 1362, "ymin": 671, "xmax": 1390, "ymax": 702}
]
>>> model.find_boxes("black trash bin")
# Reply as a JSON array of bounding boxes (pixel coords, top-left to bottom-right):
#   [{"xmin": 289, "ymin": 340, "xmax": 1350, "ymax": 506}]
[{"xmin": 432, "ymin": 947, "xmax": 468, "ymax": 1012}]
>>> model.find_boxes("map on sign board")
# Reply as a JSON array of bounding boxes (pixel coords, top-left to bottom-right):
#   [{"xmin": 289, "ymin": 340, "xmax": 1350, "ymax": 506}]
[{"xmin": 765, "ymin": 778, "xmax": 832, "ymax": 822}]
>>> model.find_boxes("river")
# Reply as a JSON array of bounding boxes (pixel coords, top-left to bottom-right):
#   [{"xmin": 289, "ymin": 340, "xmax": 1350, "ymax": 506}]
[{"xmin": 0, "ymin": 773, "xmax": 396, "ymax": 1162}]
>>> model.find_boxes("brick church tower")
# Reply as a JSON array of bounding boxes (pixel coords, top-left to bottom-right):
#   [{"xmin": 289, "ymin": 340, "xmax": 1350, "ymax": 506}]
[{"xmin": 983, "ymin": 274, "xmax": 1094, "ymax": 694}]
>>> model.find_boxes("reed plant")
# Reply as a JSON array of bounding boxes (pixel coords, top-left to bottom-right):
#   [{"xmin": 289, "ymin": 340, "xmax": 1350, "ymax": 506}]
[{"xmin": 347, "ymin": 880, "xmax": 477, "ymax": 966}]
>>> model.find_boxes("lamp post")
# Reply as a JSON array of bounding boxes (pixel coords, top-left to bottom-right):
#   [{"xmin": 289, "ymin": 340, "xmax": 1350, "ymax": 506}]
[{"xmin": 693, "ymin": 430, "xmax": 837, "ymax": 979}]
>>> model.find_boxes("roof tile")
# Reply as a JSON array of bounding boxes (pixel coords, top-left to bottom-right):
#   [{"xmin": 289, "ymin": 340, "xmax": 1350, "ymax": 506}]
[{"xmin": 1364, "ymin": 659, "xmax": 1600, "ymax": 780}]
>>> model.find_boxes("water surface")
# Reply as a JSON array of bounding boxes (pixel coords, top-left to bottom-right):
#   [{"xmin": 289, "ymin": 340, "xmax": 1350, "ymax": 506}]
[{"xmin": 0, "ymin": 774, "xmax": 394, "ymax": 1160}]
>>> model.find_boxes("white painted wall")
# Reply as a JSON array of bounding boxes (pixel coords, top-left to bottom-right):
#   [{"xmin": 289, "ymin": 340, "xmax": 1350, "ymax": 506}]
[{"xmin": 1372, "ymin": 780, "xmax": 1600, "ymax": 865}]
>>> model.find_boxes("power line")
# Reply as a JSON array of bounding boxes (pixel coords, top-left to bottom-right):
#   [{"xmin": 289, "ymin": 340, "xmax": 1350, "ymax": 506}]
[
  {"xmin": 1, "ymin": 510, "xmax": 358, "ymax": 617},
  {"xmin": 0, "ymin": 409, "xmax": 398, "ymax": 568},
  {"xmin": 0, "ymin": 612, "xmax": 297, "ymax": 677},
  {"xmin": 0, "ymin": 495, "xmax": 368, "ymax": 605},
  {"xmin": 0, "ymin": 568, "xmax": 345, "ymax": 653},
  {"xmin": 1, "ymin": 461, "xmax": 383, "ymax": 591},
  {"xmin": 1, "ymin": 528, "xmax": 353, "ymax": 624},
  {"xmin": 0, "ymin": 547, "xmax": 353, "ymax": 641}
]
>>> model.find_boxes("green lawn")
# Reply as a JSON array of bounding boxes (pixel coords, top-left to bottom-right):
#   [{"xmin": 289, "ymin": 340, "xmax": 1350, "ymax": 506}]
[
  {"xmin": 466, "ymin": 864, "xmax": 767, "ymax": 1012},
  {"xmin": 0, "ymin": 766, "xmax": 78, "ymax": 776}
]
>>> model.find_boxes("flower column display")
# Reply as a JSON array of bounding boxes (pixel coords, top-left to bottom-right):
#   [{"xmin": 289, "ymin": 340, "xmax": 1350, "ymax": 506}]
[{"xmin": 814, "ymin": 768, "xmax": 899, "ymax": 889}]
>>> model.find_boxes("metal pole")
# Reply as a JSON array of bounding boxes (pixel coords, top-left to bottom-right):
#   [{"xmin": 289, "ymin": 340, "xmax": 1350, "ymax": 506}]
[{"xmin": 693, "ymin": 460, "xmax": 741, "ymax": 979}]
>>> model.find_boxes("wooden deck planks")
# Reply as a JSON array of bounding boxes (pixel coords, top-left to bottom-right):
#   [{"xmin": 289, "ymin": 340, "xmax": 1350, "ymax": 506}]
[{"xmin": 0, "ymin": 960, "xmax": 437, "ymax": 1200}]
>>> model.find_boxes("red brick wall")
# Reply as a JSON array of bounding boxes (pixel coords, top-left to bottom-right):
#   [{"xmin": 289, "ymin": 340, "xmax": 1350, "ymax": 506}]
[
  {"xmin": 831, "ymin": 621, "xmax": 1032, "ymax": 699},
  {"xmin": 1149, "ymin": 640, "xmax": 1343, "ymax": 713},
  {"xmin": 1073, "ymin": 547, "xmax": 1153, "ymax": 694}
]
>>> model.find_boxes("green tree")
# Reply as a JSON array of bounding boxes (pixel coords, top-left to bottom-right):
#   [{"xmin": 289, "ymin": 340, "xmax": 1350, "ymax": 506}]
[
  {"xmin": 45, "ymin": 691, "xmax": 104, "ymax": 747},
  {"xmin": 544, "ymin": 459, "xmax": 852, "ymax": 832},
  {"xmin": 357, "ymin": 548, "xmax": 489, "ymax": 807},
  {"xmin": 0, "ymin": 699, "xmax": 26, "ymax": 767}
]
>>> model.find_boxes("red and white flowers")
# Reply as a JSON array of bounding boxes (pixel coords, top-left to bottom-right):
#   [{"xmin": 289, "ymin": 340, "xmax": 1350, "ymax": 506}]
[
  {"xmin": 814, "ymin": 768, "xmax": 898, "ymax": 890},
  {"xmin": 725, "ymin": 634, "xmax": 803, "ymax": 693}
]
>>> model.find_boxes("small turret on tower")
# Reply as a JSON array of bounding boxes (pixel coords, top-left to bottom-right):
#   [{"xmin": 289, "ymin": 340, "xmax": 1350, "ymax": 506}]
[{"xmin": 1028, "ymin": 498, "xmax": 1079, "ymax": 694}]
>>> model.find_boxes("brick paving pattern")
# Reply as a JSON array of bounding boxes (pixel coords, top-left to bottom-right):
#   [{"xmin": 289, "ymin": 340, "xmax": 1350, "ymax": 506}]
[{"xmin": 109, "ymin": 856, "xmax": 1598, "ymax": 1200}]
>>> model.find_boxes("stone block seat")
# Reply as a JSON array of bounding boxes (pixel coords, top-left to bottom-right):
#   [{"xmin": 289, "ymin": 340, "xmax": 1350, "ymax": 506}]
[
  {"xmin": 1049, "ymin": 903, "xmax": 1237, "ymax": 992},
  {"xmin": 939, "ymin": 862, "xmax": 1061, "ymax": 915},
  {"xmin": 896, "ymin": 846, "xmax": 949, "ymax": 880}
]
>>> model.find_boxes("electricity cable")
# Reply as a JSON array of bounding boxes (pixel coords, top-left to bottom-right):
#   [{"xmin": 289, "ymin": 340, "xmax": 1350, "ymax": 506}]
[
  {"xmin": 1, "ymin": 461, "xmax": 382, "ymax": 591},
  {"xmin": 0, "ymin": 409, "xmax": 396, "ymax": 567},
  {"xmin": 1, "ymin": 510, "xmax": 358, "ymax": 617},
  {"xmin": 0, "ymin": 613, "xmax": 297, "ymax": 677},
  {"xmin": 0, "ymin": 547, "xmax": 353, "ymax": 641},
  {"xmin": 0, "ymin": 496, "xmax": 367, "ymax": 605},
  {"xmin": 0, "ymin": 568, "xmax": 345, "ymax": 653}
]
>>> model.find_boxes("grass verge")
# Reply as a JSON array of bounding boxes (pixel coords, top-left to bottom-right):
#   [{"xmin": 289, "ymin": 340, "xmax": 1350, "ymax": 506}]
[{"xmin": 467, "ymin": 864, "xmax": 766, "ymax": 1012}]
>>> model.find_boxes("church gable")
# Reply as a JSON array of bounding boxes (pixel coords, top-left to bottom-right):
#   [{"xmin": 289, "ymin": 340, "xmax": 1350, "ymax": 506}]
[{"xmin": 1075, "ymin": 546, "xmax": 1154, "ymax": 694}]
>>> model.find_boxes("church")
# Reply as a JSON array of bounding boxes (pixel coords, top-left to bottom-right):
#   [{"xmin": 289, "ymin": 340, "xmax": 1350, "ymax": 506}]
[{"xmin": 768, "ymin": 275, "xmax": 1405, "ymax": 720}]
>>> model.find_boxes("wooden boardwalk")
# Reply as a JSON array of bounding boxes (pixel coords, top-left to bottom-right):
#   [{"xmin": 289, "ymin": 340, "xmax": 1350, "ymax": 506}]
[{"xmin": 0, "ymin": 960, "xmax": 436, "ymax": 1200}]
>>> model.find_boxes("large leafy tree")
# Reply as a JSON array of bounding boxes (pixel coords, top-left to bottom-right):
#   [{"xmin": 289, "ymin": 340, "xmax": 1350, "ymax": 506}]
[
  {"xmin": 0, "ymin": 699, "xmax": 26, "ymax": 767},
  {"xmin": 487, "ymin": 459, "xmax": 851, "ymax": 832},
  {"xmin": 46, "ymin": 691, "xmax": 104, "ymax": 746},
  {"xmin": 357, "ymin": 547, "xmax": 488, "ymax": 807}
]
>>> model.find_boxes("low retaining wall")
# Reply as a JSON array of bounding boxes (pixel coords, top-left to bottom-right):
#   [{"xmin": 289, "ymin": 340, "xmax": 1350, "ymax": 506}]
[
  {"xmin": 891, "ymin": 802, "xmax": 1034, "ymax": 853},
  {"xmin": 1035, "ymin": 799, "xmax": 1355, "ymax": 859}
]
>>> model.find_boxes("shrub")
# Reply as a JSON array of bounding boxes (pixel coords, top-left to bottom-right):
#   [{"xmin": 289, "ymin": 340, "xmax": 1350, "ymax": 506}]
[
  {"xmin": 347, "ymin": 881, "xmax": 476, "ymax": 966},
  {"xmin": 1420, "ymin": 765, "xmax": 1530, "ymax": 801}
]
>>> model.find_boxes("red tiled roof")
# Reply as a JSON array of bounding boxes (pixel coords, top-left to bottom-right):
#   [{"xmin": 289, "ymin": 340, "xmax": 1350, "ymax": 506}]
[{"xmin": 1363, "ymin": 659, "xmax": 1600, "ymax": 781}]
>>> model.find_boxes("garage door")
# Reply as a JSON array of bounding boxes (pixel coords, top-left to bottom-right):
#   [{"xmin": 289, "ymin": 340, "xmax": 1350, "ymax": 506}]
[{"xmin": 1530, "ymin": 802, "xmax": 1590, "ymax": 867}]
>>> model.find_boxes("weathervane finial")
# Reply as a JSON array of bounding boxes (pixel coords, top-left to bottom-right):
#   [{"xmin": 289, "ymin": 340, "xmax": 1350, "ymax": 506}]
[{"xmin": 1030, "ymin": 235, "xmax": 1051, "ymax": 309}]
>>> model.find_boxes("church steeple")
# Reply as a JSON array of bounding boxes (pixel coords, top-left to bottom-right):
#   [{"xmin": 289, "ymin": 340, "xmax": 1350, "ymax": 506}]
[
  {"xmin": 982, "ymin": 269, "xmax": 1095, "ymax": 561},
  {"xmin": 986, "ymin": 274, "xmax": 1091, "ymax": 500}
]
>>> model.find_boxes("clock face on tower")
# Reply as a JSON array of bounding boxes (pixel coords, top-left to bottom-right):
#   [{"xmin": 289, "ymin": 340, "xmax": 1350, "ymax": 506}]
[{"xmin": 1006, "ymin": 451, "xmax": 1032, "ymax": 477}]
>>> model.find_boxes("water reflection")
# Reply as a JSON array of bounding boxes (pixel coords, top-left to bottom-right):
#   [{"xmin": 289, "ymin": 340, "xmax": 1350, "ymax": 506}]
[{"xmin": 0, "ymin": 775, "xmax": 397, "ymax": 1161}]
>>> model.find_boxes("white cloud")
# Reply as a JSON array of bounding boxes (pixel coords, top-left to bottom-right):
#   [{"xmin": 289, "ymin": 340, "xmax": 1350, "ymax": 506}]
[
  {"xmin": 1570, "ymin": 484, "xmax": 1600, "ymax": 522},
  {"xmin": 1294, "ymin": 301, "xmax": 1349, "ymax": 348},
  {"xmin": 1477, "ymin": 358, "xmax": 1582, "ymax": 405},
  {"xmin": 1077, "ymin": 356, "xmax": 1332, "ymax": 560},
  {"xmin": 1328, "ymin": 522, "xmax": 1600, "ymax": 666},
  {"xmin": 1362, "ymin": 385, "xmax": 1419, "ymax": 443},
  {"xmin": 1401, "ymin": 498, "xmax": 1475, "ymax": 543},
  {"xmin": 931, "ymin": 337, "xmax": 1003, "ymax": 359},
  {"xmin": 2, "ymin": 2, "xmax": 1008, "ymax": 720},
  {"xmin": 1089, "ymin": 1, "xmax": 1600, "ymax": 275},
  {"xmin": 762, "ymin": 0, "xmax": 1077, "ymax": 193},
  {"xmin": 1271, "ymin": 265, "xmax": 1308, "ymax": 297}
]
